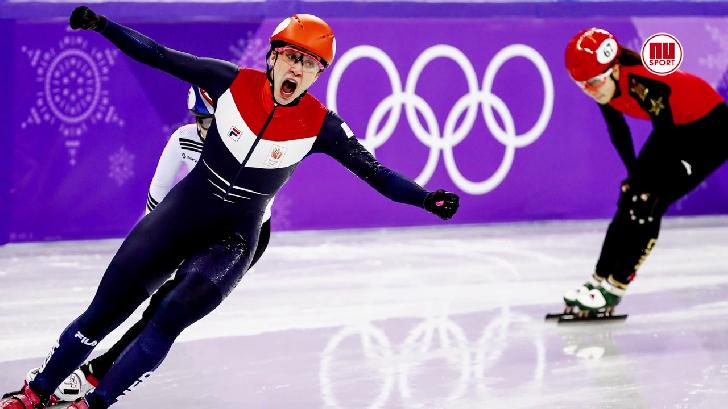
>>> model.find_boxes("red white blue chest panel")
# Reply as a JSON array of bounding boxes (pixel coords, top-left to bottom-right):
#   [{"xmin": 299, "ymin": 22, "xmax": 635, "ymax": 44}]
[
  {"xmin": 215, "ymin": 69, "xmax": 326, "ymax": 168},
  {"xmin": 199, "ymin": 69, "xmax": 328, "ymax": 203}
]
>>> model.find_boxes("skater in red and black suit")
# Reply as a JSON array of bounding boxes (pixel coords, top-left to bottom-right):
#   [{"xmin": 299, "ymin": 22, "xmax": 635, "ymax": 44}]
[
  {"xmin": 0, "ymin": 7, "xmax": 459, "ymax": 409},
  {"xmin": 561, "ymin": 28, "xmax": 728, "ymax": 316}
]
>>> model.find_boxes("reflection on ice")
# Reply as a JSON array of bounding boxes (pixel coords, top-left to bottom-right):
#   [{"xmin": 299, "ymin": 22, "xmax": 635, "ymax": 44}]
[{"xmin": 2, "ymin": 217, "xmax": 728, "ymax": 408}]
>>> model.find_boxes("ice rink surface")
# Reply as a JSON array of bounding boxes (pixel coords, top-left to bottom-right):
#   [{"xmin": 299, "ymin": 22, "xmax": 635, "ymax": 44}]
[{"xmin": 2, "ymin": 216, "xmax": 728, "ymax": 408}]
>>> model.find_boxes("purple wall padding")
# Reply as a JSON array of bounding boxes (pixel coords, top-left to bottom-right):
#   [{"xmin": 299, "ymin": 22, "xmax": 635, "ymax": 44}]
[
  {"xmin": 1, "ymin": 19, "xmax": 13, "ymax": 244},
  {"xmin": 2, "ymin": 7, "xmax": 728, "ymax": 243}
]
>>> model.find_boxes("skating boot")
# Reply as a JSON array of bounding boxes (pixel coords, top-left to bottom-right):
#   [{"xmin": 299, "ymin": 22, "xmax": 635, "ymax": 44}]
[
  {"xmin": 546, "ymin": 275, "xmax": 603, "ymax": 320},
  {"xmin": 64, "ymin": 398, "xmax": 89, "ymax": 409},
  {"xmin": 53, "ymin": 367, "xmax": 97, "ymax": 402},
  {"xmin": 79, "ymin": 364, "xmax": 100, "ymax": 390},
  {"xmin": 0, "ymin": 381, "xmax": 58, "ymax": 409},
  {"xmin": 563, "ymin": 275, "xmax": 604, "ymax": 314},
  {"xmin": 2, "ymin": 369, "xmax": 40, "ymax": 400},
  {"xmin": 576, "ymin": 277, "xmax": 625, "ymax": 316},
  {"xmin": 7, "ymin": 366, "xmax": 97, "ymax": 404}
]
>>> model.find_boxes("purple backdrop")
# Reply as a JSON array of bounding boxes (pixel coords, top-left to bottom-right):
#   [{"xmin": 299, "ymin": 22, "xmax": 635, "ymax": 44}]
[{"xmin": 3, "ymin": 14, "xmax": 728, "ymax": 243}]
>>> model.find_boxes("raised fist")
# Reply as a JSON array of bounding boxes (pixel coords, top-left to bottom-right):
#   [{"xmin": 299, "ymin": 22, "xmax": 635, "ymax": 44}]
[
  {"xmin": 424, "ymin": 189, "xmax": 460, "ymax": 220},
  {"xmin": 70, "ymin": 6, "xmax": 106, "ymax": 31}
]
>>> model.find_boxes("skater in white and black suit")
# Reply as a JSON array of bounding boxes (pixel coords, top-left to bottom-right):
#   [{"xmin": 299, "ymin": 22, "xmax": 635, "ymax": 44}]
[
  {"xmin": 0, "ymin": 6, "xmax": 459, "ymax": 409},
  {"xmin": 146, "ymin": 85, "xmax": 214, "ymax": 213}
]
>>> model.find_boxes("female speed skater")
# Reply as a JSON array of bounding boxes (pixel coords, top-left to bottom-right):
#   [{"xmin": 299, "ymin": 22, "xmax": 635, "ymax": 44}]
[{"xmin": 561, "ymin": 28, "xmax": 728, "ymax": 317}]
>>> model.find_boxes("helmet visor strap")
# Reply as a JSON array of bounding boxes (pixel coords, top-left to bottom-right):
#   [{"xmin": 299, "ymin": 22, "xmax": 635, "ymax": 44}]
[{"xmin": 275, "ymin": 46, "xmax": 324, "ymax": 73}]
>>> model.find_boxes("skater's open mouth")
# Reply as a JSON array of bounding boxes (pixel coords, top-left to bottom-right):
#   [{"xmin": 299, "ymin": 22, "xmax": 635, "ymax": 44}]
[{"xmin": 281, "ymin": 79, "xmax": 298, "ymax": 99}]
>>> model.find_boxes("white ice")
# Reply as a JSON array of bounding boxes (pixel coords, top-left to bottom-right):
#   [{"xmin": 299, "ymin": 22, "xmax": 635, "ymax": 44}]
[{"xmin": 2, "ymin": 217, "xmax": 728, "ymax": 408}]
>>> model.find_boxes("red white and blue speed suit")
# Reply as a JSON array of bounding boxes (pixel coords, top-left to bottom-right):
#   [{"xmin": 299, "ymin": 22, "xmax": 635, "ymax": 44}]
[{"xmin": 30, "ymin": 19, "xmax": 431, "ymax": 408}]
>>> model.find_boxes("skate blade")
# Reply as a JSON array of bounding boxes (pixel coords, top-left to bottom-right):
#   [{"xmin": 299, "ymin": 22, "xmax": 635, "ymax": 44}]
[
  {"xmin": 545, "ymin": 313, "xmax": 574, "ymax": 320},
  {"xmin": 557, "ymin": 313, "xmax": 628, "ymax": 323}
]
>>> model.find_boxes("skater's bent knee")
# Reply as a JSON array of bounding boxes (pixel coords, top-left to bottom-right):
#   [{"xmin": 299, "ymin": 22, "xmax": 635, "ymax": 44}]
[
  {"xmin": 150, "ymin": 274, "xmax": 223, "ymax": 337},
  {"xmin": 618, "ymin": 188, "xmax": 664, "ymax": 225}
]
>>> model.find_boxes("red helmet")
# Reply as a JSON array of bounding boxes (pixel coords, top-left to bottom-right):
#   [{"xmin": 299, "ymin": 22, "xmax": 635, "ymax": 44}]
[
  {"xmin": 565, "ymin": 28, "xmax": 620, "ymax": 81},
  {"xmin": 270, "ymin": 14, "xmax": 336, "ymax": 66}
]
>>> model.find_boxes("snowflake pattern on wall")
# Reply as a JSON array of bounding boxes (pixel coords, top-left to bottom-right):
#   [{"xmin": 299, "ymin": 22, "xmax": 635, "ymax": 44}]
[
  {"xmin": 230, "ymin": 30, "xmax": 268, "ymax": 70},
  {"xmin": 21, "ymin": 35, "xmax": 124, "ymax": 165},
  {"xmin": 108, "ymin": 145, "xmax": 135, "ymax": 186},
  {"xmin": 700, "ymin": 24, "xmax": 728, "ymax": 99},
  {"xmin": 699, "ymin": 24, "xmax": 728, "ymax": 71}
]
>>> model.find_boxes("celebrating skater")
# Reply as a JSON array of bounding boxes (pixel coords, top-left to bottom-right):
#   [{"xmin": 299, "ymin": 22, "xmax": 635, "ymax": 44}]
[
  {"xmin": 0, "ymin": 7, "xmax": 459, "ymax": 409},
  {"xmin": 560, "ymin": 28, "xmax": 728, "ymax": 318},
  {"xmin": 0, "ymin": 85, "xmax": 275, "ymax": 404}
]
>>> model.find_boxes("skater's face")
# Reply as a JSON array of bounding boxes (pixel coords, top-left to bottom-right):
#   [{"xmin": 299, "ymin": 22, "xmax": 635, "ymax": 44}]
[
  {"xmin": 196, "ymin": 116, "xmax": 213, "ymax": 140},
  {"xmin": 576, "ymin": 65, "xmax": 619, "ymax": 104},
  {"xmin": 268, "ymin": 46, "xmax": 323, "ymax": 105}
]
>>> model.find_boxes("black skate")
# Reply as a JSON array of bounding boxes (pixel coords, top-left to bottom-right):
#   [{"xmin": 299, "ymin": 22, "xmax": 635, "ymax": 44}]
[
  {"xmin": 548, "ymin": 280, "xmax": 627, "ymax": 323},
  {"xmin": 547, "ymin": 307, "xmax": 627, "ymax": 323},
  {"xmin": 557, "ymin": 307, "xmax": 627, "ymax": 323},
  {"xmin": 544, "ymin": 305, "xmax": 579, "ymax": 320}
]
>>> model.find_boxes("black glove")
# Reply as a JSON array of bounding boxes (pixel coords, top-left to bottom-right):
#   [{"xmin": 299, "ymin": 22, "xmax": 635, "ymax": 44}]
[
  {"xmin": 70, "ymin": 6, "xmax": 106, "ymax": 31},
  {"xmin": 424, "ymin": 189, "xmax": 459, "ymax": 220}
]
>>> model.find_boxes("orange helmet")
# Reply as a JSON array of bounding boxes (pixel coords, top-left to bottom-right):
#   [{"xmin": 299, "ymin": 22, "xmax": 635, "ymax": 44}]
[
  {"xmin": 270, "ymin": 14, "xmax": 336, "ymax": 66},
  {"xmin": 565, "ymin": 28, "xmax": 620, "ymax": 81}
]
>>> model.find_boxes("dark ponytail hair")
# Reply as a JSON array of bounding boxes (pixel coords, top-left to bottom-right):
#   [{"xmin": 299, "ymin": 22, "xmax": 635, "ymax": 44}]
[{"xmin": 617, "ymin": 47, "xmax": 642, "ymax": 66}]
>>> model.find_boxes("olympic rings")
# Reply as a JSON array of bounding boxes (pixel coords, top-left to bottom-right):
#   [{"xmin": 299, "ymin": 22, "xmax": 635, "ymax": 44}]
[{"xmin": 327, "ymin": 44, "xmax": 554, "ymax": 195}]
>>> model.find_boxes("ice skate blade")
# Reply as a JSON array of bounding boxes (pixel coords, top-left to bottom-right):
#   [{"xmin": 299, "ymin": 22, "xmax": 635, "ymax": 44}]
[
  {"xmin": 545, "ymin": 313, "xmax": 572, "ymax": 320},
  {"xmin": 557, "ymin": 313, "xmax": 628, "ymax": 323}
]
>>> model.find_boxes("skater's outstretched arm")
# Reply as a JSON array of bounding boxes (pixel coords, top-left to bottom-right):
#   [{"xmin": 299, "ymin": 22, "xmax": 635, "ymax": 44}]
[
  {"xmin": 313, "ymin": 111, "xmax": 459, "ymax": 219},
  {"xmin": 599, "ymin": 103, "xmax": 636, "ymax": 174},
  {"xmin": 70, "ymin": 6, "xmax": 237, "ymax": 99}
]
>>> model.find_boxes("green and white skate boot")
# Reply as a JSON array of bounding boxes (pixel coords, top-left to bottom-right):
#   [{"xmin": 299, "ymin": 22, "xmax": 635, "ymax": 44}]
[
  {"xmin": 562, "ymin": 275, "xmax": 603, "ymax": 314},
  {"xmin": 576, "ymin": 277, "xmax": 625, "ymax": 316}
]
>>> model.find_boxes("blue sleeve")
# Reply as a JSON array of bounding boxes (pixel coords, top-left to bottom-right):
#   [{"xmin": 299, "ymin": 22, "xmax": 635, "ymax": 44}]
[
  {"xmin": 312, "ymin": 111, "xmax": 429, "ymax": 208},
  {"xmin": 99, "ymin": 20, "xmax": 238, "ymax": 99}
]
